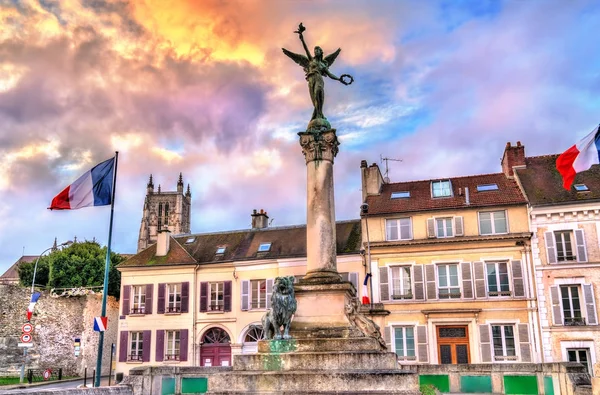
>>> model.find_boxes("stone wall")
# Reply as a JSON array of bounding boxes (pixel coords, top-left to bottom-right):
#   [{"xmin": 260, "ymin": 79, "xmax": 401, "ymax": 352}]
[
  {"xmin": 0, "ymin": 386, "xmax": 132, "ymax": 395},
  {"xmin": 0, "ymin": 284, "xmax": 118, "ymax": 377}
]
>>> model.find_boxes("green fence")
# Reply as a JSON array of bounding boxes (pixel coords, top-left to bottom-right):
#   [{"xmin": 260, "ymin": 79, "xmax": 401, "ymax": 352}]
[
  {"xmin": 182, "ymin": 377, "xmax": 208, "ymax": 393},
  {"xmin": 419, "ymin": 375, "xmax": 450, "ymax": 392},
  {"xmin": 460, "ymin": 375, "xmax": 492, "ymax": 393},
  {"xmin": 504, "ymin": 375, "xmax": 538, "ymax": 395}
]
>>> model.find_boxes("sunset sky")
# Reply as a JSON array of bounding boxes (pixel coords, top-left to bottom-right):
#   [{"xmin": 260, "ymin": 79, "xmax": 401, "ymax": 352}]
[{"xmin": 1, "ymin": 0, "xmax": 599, "ymax": 274}]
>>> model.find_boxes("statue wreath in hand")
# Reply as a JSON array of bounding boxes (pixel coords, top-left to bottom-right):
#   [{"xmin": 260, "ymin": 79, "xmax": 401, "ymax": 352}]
[{"xmin": 282, "ymin": 23, "xmax": 354, "ymax": 123}]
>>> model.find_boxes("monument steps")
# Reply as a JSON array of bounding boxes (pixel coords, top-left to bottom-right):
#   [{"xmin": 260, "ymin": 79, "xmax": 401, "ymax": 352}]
[
  {"xmin": 234, "ymin": 350, "xmax": 399, "ymax": 370},
  {"xmin": 258, "ymin": 336, "xmax": 383, "ymax": 353}
]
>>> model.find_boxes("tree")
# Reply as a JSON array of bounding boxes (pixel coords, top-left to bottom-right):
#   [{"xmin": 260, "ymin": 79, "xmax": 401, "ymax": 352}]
[
  {"xmin": 18, "ymin": 259, "xmax": 49, "ymax": 289},
  {"xmin": 18, "ymin": 241, "xmax": 124, "ymax": 299}
]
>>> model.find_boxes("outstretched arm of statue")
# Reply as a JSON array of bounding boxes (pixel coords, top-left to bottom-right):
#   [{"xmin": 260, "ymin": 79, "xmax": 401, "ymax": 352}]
[{"xmin": 298, "ymin": 33, "xmax": 312, "ymax": 61}]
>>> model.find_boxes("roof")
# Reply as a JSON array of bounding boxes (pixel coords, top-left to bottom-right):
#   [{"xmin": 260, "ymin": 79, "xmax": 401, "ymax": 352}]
[
  {"xmin": 0, "ymin": 255, "xmax": 38, "ymax": 280},
  {"xmin": 118, "ymin": 220, "xmax": 362, "ymax": 268},
  {"xmin": 365, "ymin": 173, "xmax": 527, "ymax": 216},
  {"xmin": 515, "ymin": 155, "xmax": 600, "ymax": 205}
]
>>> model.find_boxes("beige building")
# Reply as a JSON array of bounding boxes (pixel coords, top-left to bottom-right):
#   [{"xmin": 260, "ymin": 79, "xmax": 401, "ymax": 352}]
[
  {"xmin": 360, "ymin": 142, "xmax": 539, "ymax": 365},
  {"xmin": 513, "ymin": 147, "xmax": 600, "ymax": 378},
  {"xmin": 116, "ymin": 211, "xmax": 364, "ymax": 376}
]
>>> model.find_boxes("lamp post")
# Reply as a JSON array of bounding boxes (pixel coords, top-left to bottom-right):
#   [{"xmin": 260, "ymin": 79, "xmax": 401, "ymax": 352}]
[
  {"xmin": 360, "ymin": 203, "xmax": 373, "ymax": 312},
  {"xmin": 21, "ymin": 240, "xmax": 73, "ymax": 383}
]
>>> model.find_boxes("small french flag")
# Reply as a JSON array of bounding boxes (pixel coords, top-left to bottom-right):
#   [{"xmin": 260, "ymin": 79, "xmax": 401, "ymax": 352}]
[
  {"xmin": 27, "ymin": 292, "xmax": 41, "ymax": 321},
  {"xmin": 49, "ymin": 157, "xmax": 115, "ymax": 210},
  {"xmin": 362, "ymin": 273, "xmax": 371, "ymax": 305},
  {"xmin": 556, "ymin": 125, "xmax": 600, "ymax": 190},
  {"xmin": 93, "ymin": 316, "xmax": 108, "ymax": 332}
]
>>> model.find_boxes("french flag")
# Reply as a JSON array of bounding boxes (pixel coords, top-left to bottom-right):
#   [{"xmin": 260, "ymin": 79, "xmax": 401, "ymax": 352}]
[
  {"xmin": 49, "ymin": 157, "xmax": 115, "ymax": 210},
  {"xmin": 362, "ymin": 273, "xmax": 371, "ymax": 305},
  {"xmin": 556, "ymin": 125, "xmax": 600, "ymax": 190},
  {"xmin": 27, "ymin": 292, "xmax": 41, "ymax": 321}
]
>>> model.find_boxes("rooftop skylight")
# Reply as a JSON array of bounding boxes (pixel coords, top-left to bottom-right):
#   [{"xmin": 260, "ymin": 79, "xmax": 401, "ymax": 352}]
[
  {"xmin": 391, "ymin": 191, "xmax": 410, "ymax": 199},
  {"xmin": 574, "ymin": 184, "xmax": 589, "ymax": 192},
  {"xmin": 477, "ymin": 184, "xmax": 499, "ymax": 192},
  {"xmin": 185, "ymin": 237, "xmax": 195, "ymax": 244},
  {"xmin": 216, "ymin": 246, "xmax": 226, "ymax": 254},
  {"xmin": 258, "ymin": 242, "xmax": 272, "ymax": 252}
]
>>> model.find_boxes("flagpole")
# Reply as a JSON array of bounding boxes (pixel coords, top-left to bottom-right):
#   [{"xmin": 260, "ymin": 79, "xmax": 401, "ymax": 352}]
[{"xmin": 95, "ymin": 151, "xmax": 118, "ymax": 388}]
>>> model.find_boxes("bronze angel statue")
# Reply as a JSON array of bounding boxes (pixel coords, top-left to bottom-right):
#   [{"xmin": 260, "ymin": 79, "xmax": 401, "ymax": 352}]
[{"xmin": 282, "ymin": 23, "xmax": 353, "ymax": 130}]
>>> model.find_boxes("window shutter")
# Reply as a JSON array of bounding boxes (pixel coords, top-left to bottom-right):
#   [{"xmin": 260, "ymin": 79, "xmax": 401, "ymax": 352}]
[
  {"xmin": 454, "ymin": 216, "xmax": 464, "ymax": 236},
  {"xmin": 583, "ymin": 284, "xmax": 598, "ymax": 325},
  {"xmin": 384, "ymin": 326, "xmax": 392, "ymax": 352},
  {"xmin": 199, "ymin": 282, "xmax": 208, "ymax": 312},
  {"xmin": 416, "ymin": 325, "xmax": 428, "ymax": 363},
  {"xmin": 545, "ymin": 231, "xmax": 557, "ymax": 264},
  {"xmin": 349, "ymin": 272, "xmax": 359, "ymax": 293},
  {"xmin": 427, "ymin": 218, "xmax": 436, "ymax": 238},
  {"xmin": 181, "ymin": 282, "xmax": 189, "ymax": 313},
  {"xmin": 118, "ymin": 331, "xmax": 128, "ymax": 362},
  {"xmin": 479, "ymin": 324, "xmax": 492, "ymax": 363},
  {"xmin": 550, "ymin": 285, "xmax": 563, "ymax": 326},
  {"xmin": 224, "ymin": 281, "xmax": 232, "ymax": 312},
  {"xmin": 157, "ymin": 283, "xmax": 166, "ymax": 314},
  {"xmin": 413, "ymin": 265, "xmax": 425, "ymax": 300},
  {"xmin": 145, "ymin": 284, "xmax": 153, "ymax": 314},
  {"xmin": 425, "ymin": 264, "xmax": 436, "ymax": 300},
  {"xmin": 511, "ymin": 260, "xmax": 525, "ymax": 298},
  {"xmin": 461, "ymin": 262, "xmax": 473, "ymax": 299},
  {"xmin": 266, "ymin": 279, "xmax": 274, "ymax": 309},
  {"xmin": 575, "ymin": 229, "xmax": 588, "ymax": 262},
  {"xmin": 122, "ymin": 285, "xmax": 130, "ymax": 315},
  {"xmin": 518, "ymin": 324, "xmax": 532, "ymax": 362},
  {"xmin": 155, "ymin": 330, "xmax": 164, "ymax": 362},
  {"xmin": 473, "ymin": 261, "xmax": 486, "ymax": 299},
  {"xmin": 241, "ymin": 280, "xmax": 250, "ymax": 311},
  {"xmin": 142, "ymin": 330, "xmax": 151, "ymax": 362},
  {"xmin": 180, "ymin": 329, "xmax": 188, "ymax": 362},
  {"xmin": 379, "ymin": 266, "xmax": 389, "ymax": 302}
]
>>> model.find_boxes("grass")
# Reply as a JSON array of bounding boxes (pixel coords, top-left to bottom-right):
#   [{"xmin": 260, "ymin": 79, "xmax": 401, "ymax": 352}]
[
  {"xmin": 0, "ymin": 375, "xmax": 79, "ymax": 386},
  {"xmin": 420, "ymin": 384, "xmax": 437, "ymax": 395},
  {"xmin": 0, "ymin": 377, "xmax": 21, "ymax": 386}
]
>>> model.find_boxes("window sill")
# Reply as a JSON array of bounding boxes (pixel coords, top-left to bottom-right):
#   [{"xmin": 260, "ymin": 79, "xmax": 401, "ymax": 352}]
[
  {"xmin": 207, "ymin": 310, "xmax": 225, "ymax": 314},
  {"xmin": 164, "ymin": 312, "xmax": 182, "ymax": 316},
  {"xmin": 163, "ymin": 360, "xmax": 181, "ymax": 364},
  {"xmin": 397, "ymin": 356, "xmax": 417, "ymax": 361},
  {"xmin": 129, "ymin": 313, "xmax": 146, "ymax": 317},
  {"xmin": 494, "ymin": 356, "xmax": 518, "ymax": 361},
  {"xmin": 126, "ymin": 360, "xmax": 144, "ymax": 364}
]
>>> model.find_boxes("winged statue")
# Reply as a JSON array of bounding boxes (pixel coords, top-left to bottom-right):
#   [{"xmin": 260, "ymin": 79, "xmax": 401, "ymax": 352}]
[{"xmin": 282, "ymin": 23, "xmax": 353, "ymax": 129}]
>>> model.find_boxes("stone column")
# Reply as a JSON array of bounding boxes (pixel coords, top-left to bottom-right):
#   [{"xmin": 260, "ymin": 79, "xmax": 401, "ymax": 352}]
[{"xmin": 298, "ymin": 129, "xmax": 341, "ymax": 282}]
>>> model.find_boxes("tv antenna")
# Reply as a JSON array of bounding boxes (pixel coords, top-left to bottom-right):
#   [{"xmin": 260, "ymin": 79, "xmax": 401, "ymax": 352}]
[{"xmin": 380, "ymin": 155, "xmax": 402, "ymax": 183}]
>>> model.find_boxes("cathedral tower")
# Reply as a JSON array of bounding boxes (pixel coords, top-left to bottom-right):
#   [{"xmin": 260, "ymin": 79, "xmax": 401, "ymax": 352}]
[{"xmin": 137, "ymin": 173, "xmax": 191, "ymax": 252}]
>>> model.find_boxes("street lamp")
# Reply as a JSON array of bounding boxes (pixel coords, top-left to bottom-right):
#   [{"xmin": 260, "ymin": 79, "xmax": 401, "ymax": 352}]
[{"xmin": 360, "ymin": 203, "xmax": 373, "ymax": 312}]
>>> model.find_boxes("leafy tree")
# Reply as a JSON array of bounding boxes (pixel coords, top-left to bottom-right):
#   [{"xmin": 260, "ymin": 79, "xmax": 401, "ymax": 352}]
[
  {"xmin": 18, "ymin": 259, "xmax": 49, "ymax": 289},
  {"xmin": 18, "ymin": 241, "xmax": 124, "ymax": 299}
]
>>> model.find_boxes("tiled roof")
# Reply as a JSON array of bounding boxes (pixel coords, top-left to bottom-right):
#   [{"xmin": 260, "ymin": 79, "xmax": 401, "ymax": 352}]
[
  {"xmin": 0, "ymin": 255, "xmax": 38, "ymax": 280},
  {"xmin": 515, "ymin": 155, "xmax": 600, "ymax": 205},
  {"xmin": 365, "ymin": 173, "xmax": 527, "ymax": 216},
  {"xmin": 118, "ymin": 220, "xmax": 362, "ymax": 268}
]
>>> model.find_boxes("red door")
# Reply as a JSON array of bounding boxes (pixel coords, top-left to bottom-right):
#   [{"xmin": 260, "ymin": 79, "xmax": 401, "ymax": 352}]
[{"xmin": 200, "ymin": 328, "xmax": 231, "ymax": 367}]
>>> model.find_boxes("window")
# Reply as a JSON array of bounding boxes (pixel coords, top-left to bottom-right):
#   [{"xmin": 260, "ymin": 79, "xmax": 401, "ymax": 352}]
[
  {"xmin": 436, "ymin": 218, "xmax": 453, "ymax": 238},
  {"xmin": 166, "ymin": 284, "xmax": 181, "ymax": 313},
  {"xmin": 258, "ymin": 243, "xmax": 271, "ymax": 252},
  {"xmin": 561, "ymin": 285, "xmax": 584, "ymax": 325},
  {"xmin": 131, "ymin": 285, "xmax": 146, "ymax": 314},
  {"xmin": 479, "ymin": 211, "xmax": 507, "ymax": 235},
  {"xmin": 251, "ymin": 279, "xmax": 267, "ymax": 309},
  {"xmin": 438, "ymin": 264, "xmax": 460, "ymax": 298},
  {"xmin": 165, "ymin": 330, "xmax": 180, "ymax": 360},
  {"xmin": 216, "ymin": 246, "xmax": 226, "ymax": 254},
  {"xmin": 574, "ymin": 184, "xmax": 589, "ymax": 192},
  {"xmin": 492, "ymin": 325, "xmax": 516, "ymax": 360},
  {"xmin": 477, "ymin": 184, "xmax": 498, "ymax": 192},
  {"xmin": 185, "ymin": 237, "xmax": 195, "ymax": 244},
  {"xmin": 386, "ymin": 218, "xmax": 412, "ymax": 241},
  {"xmin": 394, "ymin": 327, "xmax": 415, "ymax": 359},
  {"xmin": 158, "ymin": 202, "xmax": 170, "ymax": 231},
  {"xmin": 432, "ymin": 180, "xmax": 452, "ymax": 198},
  {"xmin": 209, "ymin": 282, "xmax": 224, "ymax": 311},
  {"xmin": 129, "ymin": 332, "xmax": 143, "ymax": 361},
  {"xmin": 391, "ymin": 191, "xmax": 410, "ymax": 199},
  {"xmin": 568, "ymin": 348, "xmax": 592, "ymax": 375},
  {"xmin": 487, "ymin": 262, "xmax": 510, "ymax": 296},
  {"xmin": 555, "ymin": 231, "xmax": 576, "ymax": 262},
  {"xmin": 390, "ymin": 266, "xmax": 412, "ymax": 299}
]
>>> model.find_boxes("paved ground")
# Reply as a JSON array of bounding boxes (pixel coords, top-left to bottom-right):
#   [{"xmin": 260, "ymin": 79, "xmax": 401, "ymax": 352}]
[{"xmin": 0, "ymin": 376, "xmax": 113, "ymax": 393}]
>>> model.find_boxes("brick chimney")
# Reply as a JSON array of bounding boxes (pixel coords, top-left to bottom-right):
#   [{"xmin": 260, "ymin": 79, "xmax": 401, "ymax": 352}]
[
  {"xmin": 360, "ymin": 160, "xmax": 384, "ymax": 202},
  {"xmin": 156, "ymin": 228, "xmax": 171, "ymax": 256},
  {"xmin": 251, "ymin": 209, "xmax": 269, "ymax": 229},
  {"xmin": 501, "ymin": 141, "xmax": 526, "ymax": 178}
]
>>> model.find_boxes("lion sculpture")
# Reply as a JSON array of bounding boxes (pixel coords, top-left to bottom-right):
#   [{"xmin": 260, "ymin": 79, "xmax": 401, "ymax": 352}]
[{"xmin": 262, "ymin": 276, "xmax": 297, "ymax": 340}]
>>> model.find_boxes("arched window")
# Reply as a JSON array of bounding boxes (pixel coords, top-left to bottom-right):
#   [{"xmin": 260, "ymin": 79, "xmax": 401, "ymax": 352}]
[
  {"xmin": 202, "ymin": 328, "xmax": 230, "ymax": 344},
  {"xmin": 244, "ymin": 325, "xmax": 264, "ymax": 343}
]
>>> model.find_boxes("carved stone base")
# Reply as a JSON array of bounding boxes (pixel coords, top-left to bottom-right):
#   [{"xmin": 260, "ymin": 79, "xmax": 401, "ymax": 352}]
[
  {"xmin": 292, "ymin": 281, "xmax": 354, "ymax": 329},
  {"xmin": 306, "ymin": 117, "xmax": 332, "ymax": 133},
  {"xmin": 300, "ymin": 269, "xmax": 342, "ymax": 284}
]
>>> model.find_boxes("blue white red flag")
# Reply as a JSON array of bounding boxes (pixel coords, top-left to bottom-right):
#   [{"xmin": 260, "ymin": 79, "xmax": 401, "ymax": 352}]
[
  {"xmin": 93, "ymin": 316, "xmax": 108, "ymax": 332},
  {"xmin": 556, "ymin": 125, "xmax": 600, "ymax": 190},
  {"xmin": 27, "ymin": 292, "xmax": 41, "ymax": 321},
  {"xmin": 49, "ymin": 157, "xmax": 115, "ymax": 210},
  {"xmin": 362, "ymin": 273, "xmax": 371, "ymax": 305}
]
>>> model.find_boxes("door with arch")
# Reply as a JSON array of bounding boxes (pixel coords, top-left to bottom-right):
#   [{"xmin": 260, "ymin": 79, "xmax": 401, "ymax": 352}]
[{"xmin": 200, "ymin": 327, "xmax": 231, "ymax": 367}]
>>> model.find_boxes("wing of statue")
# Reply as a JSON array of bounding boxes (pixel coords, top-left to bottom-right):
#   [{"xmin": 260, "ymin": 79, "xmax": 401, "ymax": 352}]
[
  {"xmin": 282, "ymin": 48, "xmax": 310, "ymax": 68},
  {"xmin": 324, "ymin": 48, "xmax": 341, "ymax": 67}
]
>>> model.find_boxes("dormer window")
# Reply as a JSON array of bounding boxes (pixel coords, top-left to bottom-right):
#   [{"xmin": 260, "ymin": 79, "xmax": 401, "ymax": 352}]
[
  {"xmin": 432, "ymin": 180, "xmax": 452, "ymax": 198},
  {"xmin": 391, "ymin": 191, "xmax": 410, "ymax": 199},
  {"xmin": 258, "ymin": 242, "xmax": 271, "ymax": 252},
  {"xmin": 574, "ymin": 184, "xmax": 589, "ymax": 192},
  {"xmin": 216, "ymin": 246, "xmax": 226, "ymax": 254},
  {"xmin": 477, "ymin": 184, "xmax": 498, "ymax": 192}
]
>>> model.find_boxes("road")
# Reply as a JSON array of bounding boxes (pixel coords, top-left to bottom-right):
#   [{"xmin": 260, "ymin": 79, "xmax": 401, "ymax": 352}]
[{"xmin": 0, "ymin": 377, "xmax": 113, "ymax": 393}]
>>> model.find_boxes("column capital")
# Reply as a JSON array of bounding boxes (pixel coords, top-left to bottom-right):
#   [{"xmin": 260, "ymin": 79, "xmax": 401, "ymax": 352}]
[{"xmin": 298, "ymin": 129, "xmax": 340, "ymax": 164}]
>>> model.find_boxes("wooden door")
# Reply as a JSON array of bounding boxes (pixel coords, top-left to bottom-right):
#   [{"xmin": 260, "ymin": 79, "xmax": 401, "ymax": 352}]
[{"xmin": 437, "ymin": 325, "xmax": 470, "ymax": 364}]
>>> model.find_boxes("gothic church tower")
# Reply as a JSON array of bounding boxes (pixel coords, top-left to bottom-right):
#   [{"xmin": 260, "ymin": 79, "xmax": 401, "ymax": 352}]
[{"xmin": 137, "ymin": 173, "xmax": 191, "ymax": 252}]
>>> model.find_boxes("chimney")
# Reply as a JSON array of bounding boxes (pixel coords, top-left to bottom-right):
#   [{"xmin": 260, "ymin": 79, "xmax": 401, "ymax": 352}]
[
  {"xmin": 360, "ymin": 160, "xmax": 384, "ymax": 202},
  {"xmin": 251, "ymin": 209, "xmax": 269, "ymax": 229},
  {"xmin": 501, "ymin": 141, "xmax": 526, "ymax": 178},
  {"xmin": 156, "ymin": 228, "xmax": 171, "ymax": 256}
]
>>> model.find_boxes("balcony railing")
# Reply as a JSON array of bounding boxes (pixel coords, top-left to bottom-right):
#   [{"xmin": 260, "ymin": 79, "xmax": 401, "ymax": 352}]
[
  {"xmin": 165, "ymin": 353, "xmax": 180, "ymax": 361},
  {"xmin": 250, "ymin": 302, "xmax": 266, "ymax": 309},
  {"xmin": 564, "ymin": 316, "xmax": 586, "ymax": 326},
  {"xmin": 165, "ymin": 306, "xmax": 181, "ymax": 313},
  {"xmin": 488, "ymin": 290, "xmax": 512, "ymax": 297},
  {"xmin": 438, "ymin": 290, "xmax": 461, "ymax": 299},
  {"xmin": 130, "ymin": 307, "xmax": 146, "ymax": 314},
  {"xmin": 209, "ymin": 304, "xmax": 224, "ymax": 311},
  {"xmin": 128, "ymin": 353, "xmax": 143, "ymax": 361},
  {"xmin": 392, "ymin": 293, "xmax": 413, "ymax": 300}
]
